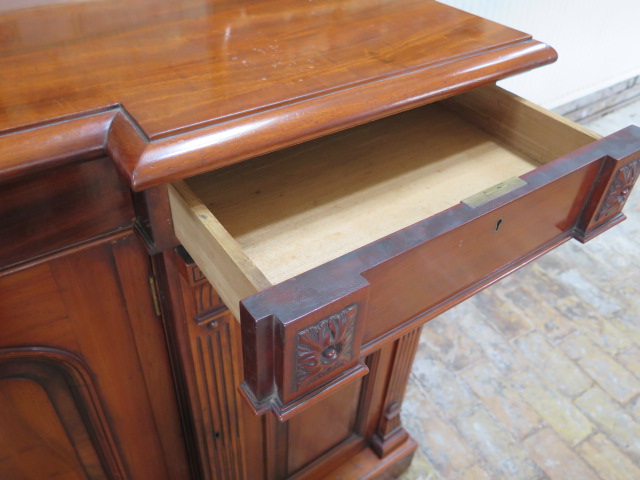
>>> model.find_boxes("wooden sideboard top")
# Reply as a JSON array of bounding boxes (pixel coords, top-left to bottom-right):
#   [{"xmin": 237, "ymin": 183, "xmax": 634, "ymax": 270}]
[{"xmin": 0, "ymin": 0, "xmax": 556, "ymax": 189}]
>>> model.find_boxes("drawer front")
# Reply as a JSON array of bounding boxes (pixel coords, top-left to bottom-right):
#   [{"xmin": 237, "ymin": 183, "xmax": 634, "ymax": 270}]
[
  {"xmin": 170, "ymin": 87, "xmax": 640, "ymax": 421},
  {"xmin": 238, "ymin": 127, "xmax": 640, "ymax": 420}
]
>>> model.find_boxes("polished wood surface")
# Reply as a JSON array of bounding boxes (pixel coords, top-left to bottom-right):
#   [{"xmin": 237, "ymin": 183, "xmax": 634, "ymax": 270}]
[
  {"xmin": 166, "ymin": 85, "xmax": 640, "ymax": 420},
  {"xmin": 0, "ymin": 0, "xmax": 556, "ymax": 189},
  {"xmin": 0, "ymin": 376, "xmax": 88, "ymax": 480},
  {"xmin": 178, "ymin": 85, "xmax": 599, "ymax": 291},
  {"xmin": 169, "ymin": 86, "xmax": 598, "ymax": 320},
  {"xmin": 161, "ymin": 250, "xmax": 424, "ymax": 479},
  {"xmin": 237, "ymin": 122, "xmax": 640, "ymax": 418},
  {"xmin": 2, "ymin": 2, "xmax": 639, "ymax": 479},
  {"xmin": 0, "ymin": 157, "xmax": 134, "ymax": 268},
  {"xmin": 161, "ymin": 249, "xmax": 252, "ymax": 480},
  {"xmin": 0, "ymin": 233, "xmax": 190, "ymax": 479},
  {"xmin": 0, "ymin": 350, "xmax": 122, "ymax": 479},
  {"xmin": 183, "ymin": 105, "xmax": 538, "ymax": 286},
  {"xmin": 0, "ymin": 0, "xmax": 546, "ymax": 137}
]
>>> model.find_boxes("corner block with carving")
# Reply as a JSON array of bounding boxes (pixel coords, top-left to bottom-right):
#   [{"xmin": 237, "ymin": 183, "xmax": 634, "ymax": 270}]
[
  {"xmin": 596, "ymin": 157, "xmax": 640, "ymax": 221},
  {"xmin": 296, "ymin": 304, "xmax": 358, "ymax": 391}
]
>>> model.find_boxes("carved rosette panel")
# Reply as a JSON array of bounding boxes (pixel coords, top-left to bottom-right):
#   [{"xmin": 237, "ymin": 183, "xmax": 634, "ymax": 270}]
[
  {"xmin": 596, "ymin": 158, "xmax": 640, "ymax": 221},
  {"xmin": 296, "ymin": 304, "xmax": 358, "ymax": 391}
]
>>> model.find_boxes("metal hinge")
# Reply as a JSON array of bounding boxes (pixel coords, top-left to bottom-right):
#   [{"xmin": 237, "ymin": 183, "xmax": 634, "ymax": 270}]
[{"xmin": 148, "ymin": 275, "xmax": 162, "ymax": 317}]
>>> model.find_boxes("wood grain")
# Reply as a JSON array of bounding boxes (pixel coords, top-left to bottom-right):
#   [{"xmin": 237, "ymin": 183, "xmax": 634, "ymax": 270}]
[
  {"xmin": 159, "ymin": 249, "xmax": 259, "ymax": 480},
  {"xmin": 0, "ymin": 348, "xmax": 131, "ymax": 479},
  {"xmin": 0, "ymin": 157, "xmax": 134, "ymax": 269},
  {"xmin": 169, "ymin": 182, "xmax": 271, "ymax": 320},
  {"xmin": 0, "ymin": 234, "xmax": 190, "ymax": 479},
  {"xmin": 158, "ymin": 254, "xmax": 423, "ymax": 479},
  {"xmin": 287, "ymin": 379, "xmax": 363, "ymax": 474},
  {"xmin": 371, "ymin": 328, "xmax": 422, "ymax": 458},
  {"xmin": 442, "ymin": 84, "xmax": 600, "ymax": 161},
  {"xmin": 2, "ymin": 3, "xmax": 637, "ymax": 479},
  {"xmin": 0, "ymin": 0, "xmax": 557, "ymax": 189},
  {"xmin": 0, "ymin": 110, "xmax": 115, "ymax": 182},
  {"xmin": 176, "ymin": 86, "xmax": 596, "ymax": 315},
  {"xmin": 185, "ymin": 97, "xmax": 542, "ymax": 287},
  {"xmin": 237, "ymin": 126, "xmax": 640, "ymax": 418},
  {"xmin": 0, "ymin": 378, "xmax": 89, "ymax": 480},
  {"xmin": 111, "ymin": 236, "xmax": 192, "ymax": 480},
  {"xmin": 0, "ymin": 0, "xmax": 550, "ymax": 137}
]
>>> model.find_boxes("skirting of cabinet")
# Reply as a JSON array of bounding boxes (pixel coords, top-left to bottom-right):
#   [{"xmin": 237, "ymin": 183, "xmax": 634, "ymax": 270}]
[{"xmin": 321, "ymin": 437, "xmax": 417, "ymax": 480}]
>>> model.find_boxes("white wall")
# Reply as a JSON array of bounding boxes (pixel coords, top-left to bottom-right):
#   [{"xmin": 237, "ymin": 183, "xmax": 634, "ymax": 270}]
[{"xmin": 439, "ymin": 0, "xmax": 640, "ymax": 108}]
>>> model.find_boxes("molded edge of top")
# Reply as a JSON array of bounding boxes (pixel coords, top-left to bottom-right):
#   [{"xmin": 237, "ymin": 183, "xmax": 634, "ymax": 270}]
[{"xmin": 0, "ymin": 40, "xmax": 556, "ymax": 190}]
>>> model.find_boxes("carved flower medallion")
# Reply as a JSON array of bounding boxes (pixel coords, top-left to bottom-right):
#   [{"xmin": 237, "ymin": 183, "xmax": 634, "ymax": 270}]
[
  {"xmin": 295, "ymin": 304, "xmax": 358, "ymax": 390},
  {"xmin": 596, "ymin": 159, "xmax": 640, "ymax": 221}
]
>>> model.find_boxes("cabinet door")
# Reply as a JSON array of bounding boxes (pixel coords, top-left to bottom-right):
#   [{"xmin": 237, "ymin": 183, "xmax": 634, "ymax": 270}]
[{"xmin": 0, "ymin": 233, "xmax": 190, "ymax": 480}]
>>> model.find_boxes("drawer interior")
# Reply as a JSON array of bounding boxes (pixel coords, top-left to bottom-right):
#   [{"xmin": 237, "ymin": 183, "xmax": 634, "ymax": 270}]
[{"xmin": 170, "ymin": 85, "xmax": 599, "ymax": 316}]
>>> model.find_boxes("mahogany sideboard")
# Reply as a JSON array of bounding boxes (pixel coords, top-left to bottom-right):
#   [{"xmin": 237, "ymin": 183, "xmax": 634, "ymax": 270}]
[{"xmin": 1, "ymin": 1, "xmax": 640, "ymax": 479}]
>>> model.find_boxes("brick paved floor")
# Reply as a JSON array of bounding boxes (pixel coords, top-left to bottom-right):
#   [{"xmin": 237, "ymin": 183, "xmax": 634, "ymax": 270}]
[{"xmin": 399, "ymin": 99, "xmax": 640, "ymax": 480}]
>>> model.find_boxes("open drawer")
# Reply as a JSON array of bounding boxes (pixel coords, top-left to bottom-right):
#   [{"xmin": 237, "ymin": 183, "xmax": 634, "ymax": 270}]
[{"xmin": 169, "ymin": 85, "xmax": 640, "ymax": 420}]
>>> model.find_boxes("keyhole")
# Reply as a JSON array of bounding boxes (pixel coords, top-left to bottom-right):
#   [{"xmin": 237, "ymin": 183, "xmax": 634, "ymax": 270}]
[{"xmin": 494, "ymin": 218, "xmax": 503, "ymax": 232}]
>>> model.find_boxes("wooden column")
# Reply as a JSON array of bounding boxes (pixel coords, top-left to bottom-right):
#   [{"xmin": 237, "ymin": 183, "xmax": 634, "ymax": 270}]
[
  {"xmin": 371, "ymin": 327, "xmax": 422, "ymax": 458},
  {"xmin": 159, "ymin": 248, "xmax": 254, "ymax": 480}
]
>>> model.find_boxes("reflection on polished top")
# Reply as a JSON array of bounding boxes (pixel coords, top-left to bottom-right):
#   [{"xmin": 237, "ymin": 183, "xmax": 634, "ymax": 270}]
[{"xmin": 0, "ymin": 0, "xmax": 556, "ymax": 188}]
